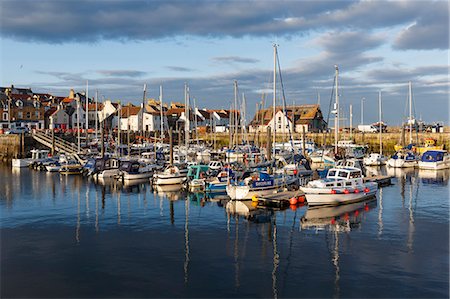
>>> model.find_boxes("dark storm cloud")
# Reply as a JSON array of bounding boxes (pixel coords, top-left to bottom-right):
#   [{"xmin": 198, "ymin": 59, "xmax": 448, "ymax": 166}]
[
  {"xmin": 96, "ymin": 70, "xmax": 147, "ymax": 77},
  {"xmin": 211, "ymin": 56, "xmax": 260, "ymax": 64}
]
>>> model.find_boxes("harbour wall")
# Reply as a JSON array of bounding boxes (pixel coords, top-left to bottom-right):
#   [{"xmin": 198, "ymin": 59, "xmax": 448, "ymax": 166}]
[{"xmin": 0, "ymin": 135, "xmax": 38, "ymax": 162}]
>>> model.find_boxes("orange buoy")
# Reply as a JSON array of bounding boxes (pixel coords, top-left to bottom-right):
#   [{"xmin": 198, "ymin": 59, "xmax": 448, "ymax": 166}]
[
  {"xmin": 290, "ymin": 204, "xmax": 297, "ymax": 211},
  {"xmin": 344, "ymin": 189, "xmax": 350, "ymax": 194},
  {"xmin": 298, "ymin": 196, "xmax": 305, "ymax": 203},
  {"xmin": 355, "ymin": 210, "xmax": 359, "ymax": 216},
  {"xmin": 364, "ymin": 204, "xmax": 369, "ymax": 211},
  {"xmin": 289, "ymin": 197, "xmax": 298, "ymax": 205},
  {"xmin": 331, "ymin": 217, "xmax": 336, "ymax": 225},
  {"xmin": 364, "ymin": 187, "xmax": 370, "ymax": 193}
]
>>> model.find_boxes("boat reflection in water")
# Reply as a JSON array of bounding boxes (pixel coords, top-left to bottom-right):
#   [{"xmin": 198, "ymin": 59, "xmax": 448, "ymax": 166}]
[
  {"xmin": 300, "ymin": 197, "xmax": 377, "ymax": 298},
  {"xmin": 226, "ymin": 200, "xmax": 274, "ymax": 223},
  {"xmin": 300, "ymin": 197, "xmax": 377, "ymax": 231},
  {"xmin": 417, "ymin": 169, "xmax": 449, "ymax": 185}
]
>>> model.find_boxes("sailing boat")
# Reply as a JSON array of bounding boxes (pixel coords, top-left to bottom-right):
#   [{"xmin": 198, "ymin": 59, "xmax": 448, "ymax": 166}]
[{"xmin": 364, "ymin": 91, "xmax": 387, "ymax": 166}]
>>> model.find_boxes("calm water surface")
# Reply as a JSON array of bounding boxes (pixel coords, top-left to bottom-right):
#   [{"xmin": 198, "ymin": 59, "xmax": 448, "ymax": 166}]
[{"xmin": 1, "ymin": 165, "xmax": 449, "ymax": 298}]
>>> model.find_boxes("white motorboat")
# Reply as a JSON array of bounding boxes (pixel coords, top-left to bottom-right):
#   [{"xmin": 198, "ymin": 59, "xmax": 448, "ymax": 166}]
[
  {"xmin": 300, "ymin": 167, "xmax": 378, "ymax": 206},
  {"xmin": 93, "ymin": 157, "xmax": 121, "ymax": 178},
  {"xmin": 118, "ymin": 160, "xmax": 156, "ymax": 180},
  {"xmin": 363, "ymin": 153, "xmax": 387, "ymax": 166},
  {"xmin": 226, "ymin": 171, "xmax": 297, "ymax": 200},
  {"xmin": 387, "ymin": 150, "xmax": 417, "ymax": 168},
  {"xmin": 12, "ymin": 149, "xmax": 49, "ymax": 168},
  {"xmin": 418, "ymin": 150, "xmax": 450, "ymax": 170},
  {"xmin": 153, "ymin": 165, "xmax": 187, "ymax": 185}
]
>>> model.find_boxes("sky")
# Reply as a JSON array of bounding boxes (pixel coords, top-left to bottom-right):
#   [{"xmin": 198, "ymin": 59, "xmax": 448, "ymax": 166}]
[{"xmin": 1, "ymin": 0, "xmax": 449, "ymax": 126}]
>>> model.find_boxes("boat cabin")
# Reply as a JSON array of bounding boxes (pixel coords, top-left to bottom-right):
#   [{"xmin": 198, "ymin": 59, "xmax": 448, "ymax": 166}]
[
  {"xmin": 119, "ymin": 161, "xmax": 142, "ymax": 174},
  {"xmin": 31, "ymin": 149, "xmax": 50, "ymax": 160},
  {"xmin": 392, "ymin": 151, "xmax": 416, "ymax": 161},
  {"xmin": 187, "ymin": 165, "xmax": 210, "ymax": 180},
  {"xmin": 421, "ymin": 150, "xmax": 447, "ymax": 163}
]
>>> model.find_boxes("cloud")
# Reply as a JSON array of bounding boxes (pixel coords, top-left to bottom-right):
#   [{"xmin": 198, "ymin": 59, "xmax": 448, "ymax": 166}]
[
  {"xmin": 165, "ymin": 66, "xmax": 195, "ymax": 72},
  {"xmin": 96, "ymin": 70, "xmax": 147, "ymax": 77},
  {"xmin": 211, "ymin": 56, "xmax": 260, "ymax": 64}
]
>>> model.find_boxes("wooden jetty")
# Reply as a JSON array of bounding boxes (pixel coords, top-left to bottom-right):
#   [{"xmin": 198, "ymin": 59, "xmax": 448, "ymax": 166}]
[{"xmin": 253, "ymin": 190, "xmax": 305, "ymax": 207}]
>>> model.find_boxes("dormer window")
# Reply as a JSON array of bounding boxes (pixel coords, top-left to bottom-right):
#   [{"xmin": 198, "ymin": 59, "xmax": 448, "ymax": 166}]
[
  {"xmin": 33, "ymin": 101, "xmax": 40, "ymax": 108},
  {"xmin": 16, "ymin": 100, "xmax": 23, "ymax": 108}
]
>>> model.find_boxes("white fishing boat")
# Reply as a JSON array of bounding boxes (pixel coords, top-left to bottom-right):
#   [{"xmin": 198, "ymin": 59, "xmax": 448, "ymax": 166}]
[
  {"xmin": 12, "ymin": 149, "xmax": 49, "ymax": 168},
  {"xmin": 300, "ymin": 167, "xmax": 378, "ymax": 206},
  {"xmin": 45, "ymin": 161, "xmax": 61, "ymax": 172},
  {"xmin": 387, "ymin": 150, "xmax": 417, "ymax": 168},
  {"xmin": 153, "ymin": 165, "xmax": 187, "ymax": 185},
  {"xmin": 226, "ymin": 171, "xmax": 297, "ymax": 200},
  {"xmin": 418, "ymin": 150, "xmax": 450, "ymax": 170}
]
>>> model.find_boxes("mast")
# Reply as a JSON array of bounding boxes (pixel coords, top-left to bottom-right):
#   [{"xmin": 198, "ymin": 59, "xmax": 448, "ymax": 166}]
[
  {"xmin": 160, "ymin": 85, "xmax": 164, "ymax": 140},
  {"xmin": 379, "ymin": 91, "xmax": 382, "ymax": 155},
  {"xmin": 272, "ymin": 44, "xmax": 277, "ymax": 158},
  {"xmin": 85, "ymin": 81, "xmax": 89, "ymax": 146},
  {"xmin": 242, "ymin": 92, "xmax": 247, "ymax": 145},
  {"xmin": 95, "ymin": 90, "xmax": 98, "ymax": 140},
  {"xmin": 194, "ymin": 98, "xmax": 199, "ymax": 146},
  {"xmin": 334, "ymin": 65, "xmax": 339, "ymax": 155},
  {"xmin": 408, "ymin": 81, "xmax": 412, "ymax": 144},
  {"xmin": 118, "ymin": 101, "xmax": 121, "ymax": 157},
  {"xmin": 184, "ymin": 83, "xmax": 190, "ymax": 148},
  {"xmin": 77, "ymin": 96, "xmax": 80, "ymax": 152},
  {"xmin": 142, "ymin": 84, "xmax": 147, "ymax": 135},
  {"xmin": 234, "ymin": 80, "xmax": 238, "ymax": 146},
  {"xmin": 349, "ymin": 104, "xmax": 353, "ymax": 139}
]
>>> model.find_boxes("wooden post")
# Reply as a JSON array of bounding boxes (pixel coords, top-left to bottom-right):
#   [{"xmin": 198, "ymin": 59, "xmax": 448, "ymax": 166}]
[{"xmin": 169, "ymin": 128, "xmax": 173, "ymax": 165}]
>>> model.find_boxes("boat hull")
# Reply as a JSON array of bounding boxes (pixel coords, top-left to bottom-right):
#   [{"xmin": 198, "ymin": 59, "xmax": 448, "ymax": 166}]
[
  {"xmin": 387, "ymin": 158, "xmax": 416, "ymax": 168},
  {"xmin": 97, "ymin": 168, "xmax": 121, "ymax": 179},
  {"xmin": 12, "ymin": 159, "xmax": 32, "ymax": 168},
  {"xmin": 153, "ymin": 175, "xmax": 186, "ymax": 185},
  {"xmin": 122, "ymin": 171, "xmax": 153, "ymax": 180},
  {"xmin": 301, "ymin": 183, "xmax": 378, "ymax": 206},
  {"xmin": 418, "ymin": 161, "xmax": 450, "ymax": 170}
]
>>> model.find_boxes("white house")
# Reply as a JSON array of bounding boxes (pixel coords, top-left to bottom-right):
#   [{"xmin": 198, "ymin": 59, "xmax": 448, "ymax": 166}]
[
  {"xmin": 49, "ymin": 105, "xmax": 70, "ymax": 130},
  {"xmin": 118, "ymin": 105, "xmax": 142, "ymax": 131}
]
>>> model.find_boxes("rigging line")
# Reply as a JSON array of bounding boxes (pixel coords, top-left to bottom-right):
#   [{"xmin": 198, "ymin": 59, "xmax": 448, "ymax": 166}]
[{"xmin": 276, "ymin": 50, "xmax": 295, "ymax": 153}]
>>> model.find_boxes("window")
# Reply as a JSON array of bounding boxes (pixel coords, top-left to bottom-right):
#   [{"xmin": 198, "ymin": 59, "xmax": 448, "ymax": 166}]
[
  {"xmin": 2, "ymin": 112, "xmax": 8, "ymax": 121},
  {"xmin": 18, "ymin": 111, "xmax": 23, "ymax": 118},
  {"xmin": 35, "ymin": 111, "xmax": 40, "ymax": 118},
  {"xmin": 338, "ymin": 171, "xmax": 348, "ymax": 178},
  {"xmin": 26, "ymin": 112, "xmax": 31, "ymax": 119},
  {"xmin": 328, "ymin": 170, "xmax": 336, "ymax": 177}
]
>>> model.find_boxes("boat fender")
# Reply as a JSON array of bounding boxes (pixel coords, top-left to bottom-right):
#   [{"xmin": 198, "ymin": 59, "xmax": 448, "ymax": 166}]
[{"xmin": 289, "ymin": 197, "xmax": 297, "ymax": 205}]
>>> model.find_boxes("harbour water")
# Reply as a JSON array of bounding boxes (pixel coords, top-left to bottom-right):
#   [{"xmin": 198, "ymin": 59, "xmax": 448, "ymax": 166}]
[{"xmin": 1, "ymin": 165, "xmax": 449, "ymax": 298}]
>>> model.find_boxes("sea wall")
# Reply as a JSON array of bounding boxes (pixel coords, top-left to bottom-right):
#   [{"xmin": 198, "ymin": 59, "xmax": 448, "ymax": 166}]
[{"xmin": 0, "ymin": 135, "xmax": 37, "ymax": 162}]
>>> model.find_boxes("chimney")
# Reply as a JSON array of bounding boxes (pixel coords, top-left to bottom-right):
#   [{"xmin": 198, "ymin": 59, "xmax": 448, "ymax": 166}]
[{"xmin": 69, "ymin": 89, "xmax": 75, "ymax": 99}]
